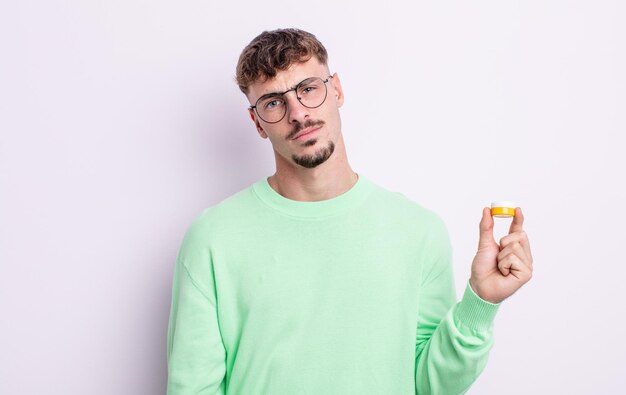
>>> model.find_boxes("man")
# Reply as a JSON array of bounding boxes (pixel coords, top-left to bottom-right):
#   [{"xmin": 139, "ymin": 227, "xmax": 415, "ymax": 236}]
[{"xmin": 167, "ymin": 28, "xmax": 533, "ymax": 394}]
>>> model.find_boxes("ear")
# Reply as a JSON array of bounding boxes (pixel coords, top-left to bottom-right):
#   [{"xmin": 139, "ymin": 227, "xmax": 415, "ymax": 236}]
[
  {"xmin": 249, "ymin": 108, "xmax": 268, "ymax": 139},
  {"xmin": 330, "ymin": 72, "xmax": 345, "ymax": 108}
]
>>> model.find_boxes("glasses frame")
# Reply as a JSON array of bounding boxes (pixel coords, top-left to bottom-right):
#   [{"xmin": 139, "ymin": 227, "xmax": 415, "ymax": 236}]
[{"xmin": 249, "ymin": 75, "xmax": 333, "ymax": 124}]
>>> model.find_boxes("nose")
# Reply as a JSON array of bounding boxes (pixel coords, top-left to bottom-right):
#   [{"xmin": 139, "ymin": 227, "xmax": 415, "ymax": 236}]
[{"xmin": 284, "ymin": 90, "xmax": 310, "ymax": 124}]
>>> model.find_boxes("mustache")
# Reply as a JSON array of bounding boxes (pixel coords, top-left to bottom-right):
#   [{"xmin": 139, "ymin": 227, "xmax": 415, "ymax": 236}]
[{"xmin": 287, "ymin": 119, "xmax": 325, "ymax": 140}]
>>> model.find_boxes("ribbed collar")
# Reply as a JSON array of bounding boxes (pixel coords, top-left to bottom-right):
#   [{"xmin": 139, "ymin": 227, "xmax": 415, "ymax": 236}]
[{"xmin": 251, "ymin": 173, "xmax": 375, "ymax": 219}]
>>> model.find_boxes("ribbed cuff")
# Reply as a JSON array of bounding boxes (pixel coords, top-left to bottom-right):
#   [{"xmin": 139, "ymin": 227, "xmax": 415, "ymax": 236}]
[{"xmin": 453, "ymin": 280, "xmax": 501, "ymax": 332}]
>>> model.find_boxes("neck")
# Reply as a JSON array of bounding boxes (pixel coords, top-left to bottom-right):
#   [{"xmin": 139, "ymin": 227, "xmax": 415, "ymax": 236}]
[{"xmin": 268, "ymin": 136, "xmax": 357, "ymax": 202}]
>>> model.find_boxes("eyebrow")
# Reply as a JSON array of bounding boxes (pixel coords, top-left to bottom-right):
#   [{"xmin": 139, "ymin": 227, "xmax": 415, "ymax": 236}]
[
  {"xmin": 257, "ymin": 91, "xmax": 286, "ymax": 102},
  {"xmin": 257, "ymin": 77, "xmax": 320, "ymax": 102}
]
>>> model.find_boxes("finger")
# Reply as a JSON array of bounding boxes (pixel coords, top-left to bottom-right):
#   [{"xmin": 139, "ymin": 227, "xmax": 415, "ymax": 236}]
[
  {"xmin": 498, "ymin": 253, "xmax": 531, "ymax": 280},
  {"xmin": 498, "ymin": 252, "xmax": 514, "ymax": 276},
  {"xmin": 497, "ymin": 242, "xmax": 530, "ymax": 269},
  {"xmin": 509, "ymin": 207, "xmax": 524, "ymax": 234},
  {"xmin": 478, "ymin": 207, "xmax": 496, "ymax": 249},
  {"xmin": 500, "ymin": 231, "xmax": 527, "ymax": 248},
  {"xmin": 499, "ymin": 253, "xmax": 533, "ymax": 282},
  {"xmin": 518, "ymin": 230, "xmax": 533, "ymax": 263},
  {"xmin": 500, "ymin": 230, "xmax": 533, "ymax": 263}
]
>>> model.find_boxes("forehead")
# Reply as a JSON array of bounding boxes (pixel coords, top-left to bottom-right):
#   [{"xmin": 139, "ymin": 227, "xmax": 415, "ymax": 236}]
[{"xmin": 247, "ymin": 57, "xmax": 329, "ymax": 101}]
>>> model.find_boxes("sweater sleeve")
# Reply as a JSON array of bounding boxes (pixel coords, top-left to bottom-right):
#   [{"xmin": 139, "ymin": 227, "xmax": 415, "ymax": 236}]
[
  {"xmin": 414, "ymin": 214, "xmax": 500, "ymax": 395},
  {"xmin": 167, "ymin": 214, "xmax": 227, "ymax": 395}
]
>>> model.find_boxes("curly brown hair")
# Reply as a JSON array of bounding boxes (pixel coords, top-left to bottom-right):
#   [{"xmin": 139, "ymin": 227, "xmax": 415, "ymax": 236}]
[{"xmin": 236, "ymin": 28, "xmax": 329, "ymax": 94}]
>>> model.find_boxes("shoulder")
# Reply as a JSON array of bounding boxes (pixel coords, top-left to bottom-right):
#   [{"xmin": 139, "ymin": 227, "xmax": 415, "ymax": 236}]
[{"xmin": 179, "ymin": 183, "xmax": 259, "ymax": 248}]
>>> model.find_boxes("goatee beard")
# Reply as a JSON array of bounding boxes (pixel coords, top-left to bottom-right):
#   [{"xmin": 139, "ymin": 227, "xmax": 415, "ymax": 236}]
[
  {"xmin": 288, "ymin": 119, "xmax": 333, "ymax": 169},
  {"xmin": 292, "ymin": 140, "xmax": 335, "ymax": 168}
]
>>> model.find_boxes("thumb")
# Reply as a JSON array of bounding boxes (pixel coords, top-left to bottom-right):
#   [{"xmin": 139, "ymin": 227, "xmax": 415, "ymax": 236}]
[{"xmin": 478, "ymin": 207, "xmax": 496, "ymax": 249}]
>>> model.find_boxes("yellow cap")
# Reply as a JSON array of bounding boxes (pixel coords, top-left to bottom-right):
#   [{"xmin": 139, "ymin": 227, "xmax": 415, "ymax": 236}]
[{"xmin": 491, "ymin": 201, "xmax": 516, "ymax": 218}]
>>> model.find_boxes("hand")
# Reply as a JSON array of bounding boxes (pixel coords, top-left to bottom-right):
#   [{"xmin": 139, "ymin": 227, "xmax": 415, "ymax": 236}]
[{"xmin": 469, "ymin": 207, "xmax": 533, "ymax": 304}]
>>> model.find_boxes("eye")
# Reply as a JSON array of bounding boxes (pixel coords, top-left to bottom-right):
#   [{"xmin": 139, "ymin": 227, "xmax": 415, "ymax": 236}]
[
  {"xmin": 262, "ymin": 97, "xmax": 284, "ymax": 110},
  {"xmin": 298, "ymin": 84, "xmax": 318, "ymax": 95},
  {"xmin": 297, "ymin": 78, "xmax": 323, "ymax": 96}
]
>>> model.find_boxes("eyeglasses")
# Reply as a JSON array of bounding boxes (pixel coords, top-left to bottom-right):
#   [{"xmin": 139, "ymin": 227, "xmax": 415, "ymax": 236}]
[{"xmin": 249, "ymin": 76, "xmax": 333, "ymax": 124}]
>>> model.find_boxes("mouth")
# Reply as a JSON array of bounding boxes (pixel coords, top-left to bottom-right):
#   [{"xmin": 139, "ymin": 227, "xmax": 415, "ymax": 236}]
[{"xmin": 292, "ymin": 126, "xmax": 321, "ymax": 141}]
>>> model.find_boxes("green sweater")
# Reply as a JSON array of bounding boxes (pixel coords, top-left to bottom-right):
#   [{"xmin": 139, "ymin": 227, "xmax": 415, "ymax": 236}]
[{"xmin": 167, "ymin": 174, "xmax": 500, "ymax": 394}]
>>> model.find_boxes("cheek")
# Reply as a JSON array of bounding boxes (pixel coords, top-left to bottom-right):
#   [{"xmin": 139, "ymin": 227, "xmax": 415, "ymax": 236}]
[
  {"xmin": 322, "ymin": 109, "xmax": 341, "ymax": 129},
  {"xmin": 265, "ymin": 130, "xmax": 290, "ymax": 149}
]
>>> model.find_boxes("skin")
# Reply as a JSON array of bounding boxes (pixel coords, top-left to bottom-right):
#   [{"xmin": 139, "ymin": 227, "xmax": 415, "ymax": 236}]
[
  {"xmin": 246, "ymin": 57, "xmax": 357, "ymax": 202},
  {"xmin": 245, "ymin": 57, "xmax": 533, "ymax": 303},
  {"xmin": 470, "ymin": 207, "xmax": 533, "ymax": 303}
]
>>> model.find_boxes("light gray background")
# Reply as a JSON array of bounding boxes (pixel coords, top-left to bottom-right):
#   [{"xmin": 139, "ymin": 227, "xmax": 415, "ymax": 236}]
[{"xmin": 1, "ymin": 1, "xmax": 625, "ymax": 394}]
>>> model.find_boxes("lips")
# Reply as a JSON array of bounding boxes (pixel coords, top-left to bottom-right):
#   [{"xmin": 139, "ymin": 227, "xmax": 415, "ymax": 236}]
[{"xmin": 292, "ymin": 126, "xmax": 321, "ymax": 140}]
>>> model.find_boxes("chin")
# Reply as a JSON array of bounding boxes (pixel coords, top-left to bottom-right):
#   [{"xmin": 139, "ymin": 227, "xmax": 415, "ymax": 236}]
[{"xmin": 291, "ymin": 140, "xmax": 335, "ymax": 168}]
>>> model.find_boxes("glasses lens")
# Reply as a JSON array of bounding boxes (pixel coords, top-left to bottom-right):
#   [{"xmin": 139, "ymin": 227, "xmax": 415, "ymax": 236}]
[
  {"xmin": 256, "ymin": 95, "xmax": 286, "ymax": 123},
  {"xmin": 254, "ymin": 77, "xmax": 329, "ymax": 123},
  {"xmin": 296, "ymin": 78, "xmax": 328, "ymax": 108}
]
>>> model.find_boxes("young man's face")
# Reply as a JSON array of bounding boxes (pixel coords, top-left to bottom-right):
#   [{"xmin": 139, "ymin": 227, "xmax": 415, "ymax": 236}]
[{"xmin": 246, "ymin": 57, "xmax": 345, "ymax": 169}]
